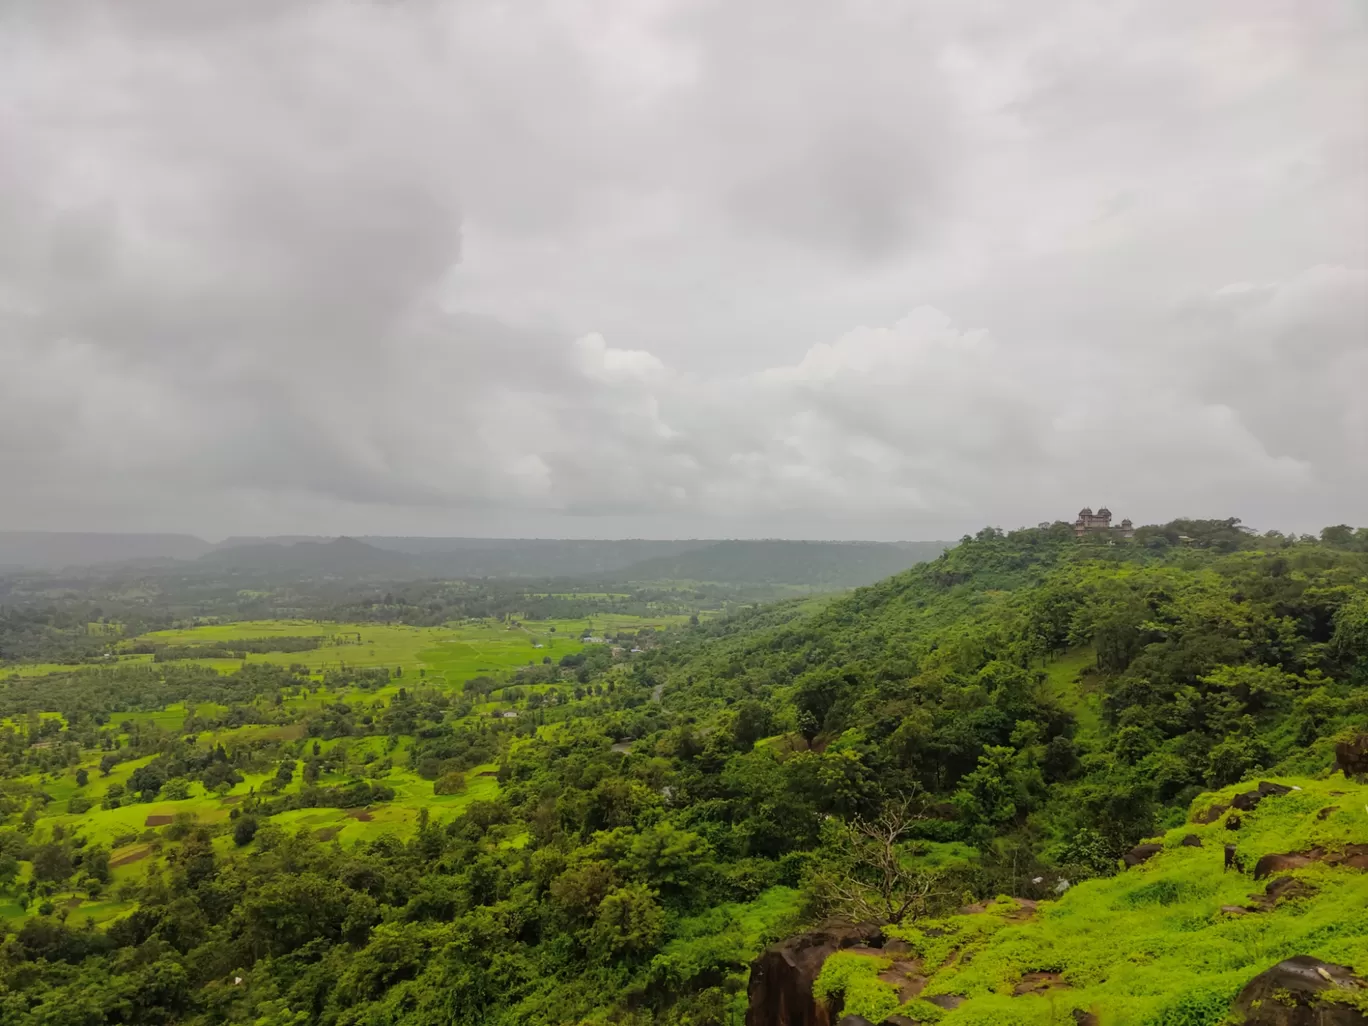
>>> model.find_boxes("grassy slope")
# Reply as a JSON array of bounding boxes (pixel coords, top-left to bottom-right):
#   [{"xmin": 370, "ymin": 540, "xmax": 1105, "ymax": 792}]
[{"xmin": 824, "ymin": 775, "xmax": 1368, "ymax": 1026}]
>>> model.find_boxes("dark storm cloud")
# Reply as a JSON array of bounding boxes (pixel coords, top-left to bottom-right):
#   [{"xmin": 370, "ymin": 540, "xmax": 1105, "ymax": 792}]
[{"xmin": 0, "ymin": 0, "xmax": 1363, "ymax": 539}]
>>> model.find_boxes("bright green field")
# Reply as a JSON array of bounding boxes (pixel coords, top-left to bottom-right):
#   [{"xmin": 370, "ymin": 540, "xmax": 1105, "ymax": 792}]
[{"xmin": 110, "ymin": 616, "xmax": 688, "ymax": 682}]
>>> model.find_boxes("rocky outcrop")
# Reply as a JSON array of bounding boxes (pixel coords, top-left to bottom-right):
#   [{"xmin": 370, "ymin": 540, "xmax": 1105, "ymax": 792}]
[
  {"xmin": 1336, "ymin": 734, "xmax": 1368, "ymax": 781},
  {"xmin": 1123, "ymin": 843, "xmax": 1163, "ymax": 867},
  {"xmin": 1254, "ymin": 844, "xmax": 1368, "ymax": 879},
  {"xmin": 1232, "ymin": 955, "xmax": 1367, "ymax": 1026},
  {"xmin": 745, "ymin": 924, "xmax": 883, "ymax": 1026},
  {"xmin": 1232, "ymin": 781, "xmax": 1296, "ymax": 813},
  {"xmin": 1195, "ymin": 802, "xmax": 1229, "ymax": 824},
  {"xmin": 1181, "ymin": 834, "xmax": 1203, "ymax": 847}
]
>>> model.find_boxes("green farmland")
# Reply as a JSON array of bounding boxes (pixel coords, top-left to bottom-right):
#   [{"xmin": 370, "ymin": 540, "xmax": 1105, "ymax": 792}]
[{"xmin": 0, "ymin": 614, "xmax": 681, "ymax": 930}]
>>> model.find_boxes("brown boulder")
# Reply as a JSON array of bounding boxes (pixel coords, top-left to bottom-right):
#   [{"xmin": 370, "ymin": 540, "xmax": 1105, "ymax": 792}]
[
  {"xmin": 1232, "ymin": 955, "xmax": 1367, "ymax": 1026},
  {"xmin": 1318, "ymin": 806, "xmax": 1340, "ymax": 821},
  {"xmin": 926, "ymin": 994, "xmax": 966, "ymax": 1010},
  {"xmin": 1257, "ymin": 781, "xmax": 1294, "ymax": 797},
  {"xmin": 1260, "ymin": 876, "xmax": 1316, "ymax": 905},
  {"xmin": 1254, "ymin": 845, "xmax": 1368, "ymax": 879},
  {"xmin": 1226, "ymin": 814, "xmax": 1243, "ymax": 831},
  {"xmin": 838, "ymin": 1018, "xmax": 876, "ymax": 1026},
  {"xmin": 1231, "ymin": 790, "xmax": 1264, "ymax": 812},
  {"xmin": 1013, "ymin": 971, "xmax": 1069, "ymax": 996},
  {"xmin": 1181, "ymin": 834, "xmax": 1203, "ymax": 847},
  {"xmin": 1194, "ymin": 802, "xmax": 1229, "ymax": 824},
  {"xmin": 745, "ymin": 924, "xmax": 884, "ymax": 1026},
  {"xmin": 1336, "ymin": 733, "xmax": 1368, "ymax": 781},
  {"xmin": 1123, "ymin": 843, "xmax": 1163, "ymax": 867}
]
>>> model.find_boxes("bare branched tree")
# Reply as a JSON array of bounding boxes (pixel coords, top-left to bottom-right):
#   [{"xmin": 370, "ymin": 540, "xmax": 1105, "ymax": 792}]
[{"xmin": 811, "ymin": 790, "xmax": 949, "ymax": 925}]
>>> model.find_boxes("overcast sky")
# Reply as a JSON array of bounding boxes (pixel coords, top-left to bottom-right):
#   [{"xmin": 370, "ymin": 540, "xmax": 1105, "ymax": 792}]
[{"xmin": 1, "ymin": 1, "xmax": 1364, "ymax": 541}]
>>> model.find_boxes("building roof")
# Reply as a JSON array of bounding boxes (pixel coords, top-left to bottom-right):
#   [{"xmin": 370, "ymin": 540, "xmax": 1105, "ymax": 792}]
[
  {"xmin": 1098, "ymin": 507, "xmax": 1112, "ymax": 517},
  {"xmin": 1080, "ymin": 507, "xmax": 1093, "ymax": 516}
]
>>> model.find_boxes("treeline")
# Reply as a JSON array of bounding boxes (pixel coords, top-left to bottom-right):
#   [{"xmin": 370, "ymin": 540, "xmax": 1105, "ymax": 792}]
[{"xmin": 124, "ymin": 635, "xmax": 323, "ymax": 661}]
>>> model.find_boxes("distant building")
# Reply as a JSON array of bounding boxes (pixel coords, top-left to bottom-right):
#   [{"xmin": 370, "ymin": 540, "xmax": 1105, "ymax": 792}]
[{"xmin": 1073, "ymin": 507, "xmax": 1135, "ymax": 539}]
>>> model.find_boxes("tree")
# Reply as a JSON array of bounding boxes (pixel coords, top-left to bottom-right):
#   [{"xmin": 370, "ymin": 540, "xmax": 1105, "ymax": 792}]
[
  {"xmin": 31, "ymin": 843, "xmax": 73, "ymax": 884},
  {"xmin": 234, "ymin": 815, "xmax": 260, "ymax": 847},
  {"xmin": 588, "ymin": 883, "xmax": 664, "ymax": 958},
  {"xmin": 81, "ymin": 845, "xmax": 111, "ymax": 884},
  {"xmin": 74, "ymin": 768, "xmax": 88, "ymax": 788},
  {"xmin": 732, "ymin": 700, "xmax": 774, "ymax": 749},
  {"xmin": 0, "ymin": 853, "xmax": 19, "ymax": 893},
  {"xmin": 809, "ymin": 793, "xmax": 944, "ymax": 925}
]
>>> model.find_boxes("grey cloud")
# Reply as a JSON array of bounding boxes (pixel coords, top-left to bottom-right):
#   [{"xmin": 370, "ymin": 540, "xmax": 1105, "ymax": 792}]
[{"xmin": 0, "ymin": 0, "xmax": 1364, "ymax": 539}]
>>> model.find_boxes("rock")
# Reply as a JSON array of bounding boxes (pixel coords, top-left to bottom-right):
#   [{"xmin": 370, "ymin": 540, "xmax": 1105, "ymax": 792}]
[
  {"xmin": 1255, "ymin": 845, "xmax": 1368, "ymax": 880},
  {"xmin": 838, "ymin": 1018, "xmax": 875, "ymax": 1026},
  {"xmin": 1231, "ymin": 790, "xmax": 1265, "ymax": 812},
  {"xmin": 881, "ymin": 1017, "xmax": 920, "ymax": 1026},
  {"xmin": 1013, "ymin": 971, "xmax": 1070, "ymax": 996},
  {"xmin": 745, "ymin": 923, "xmax": 884, "ymax": 1026},
  {"xmin": 1226, "ymin": 814, "xmax": 1242, "ymax": 830},
  {"xmin": 1194, "ymin": 802, "xmax": 1229, "ymax": 824},
  {"xmin": 1123, "ymin": 843, "xmax": 1163, "ymax": 867},
  {"xmin": 1225, "ymin": 844, "xmax": 1239, "ymax": 871},
  {"xmin": 926, "ymin": 995, "xmax": 965, "ymax": 1010},
  {"xmin": 1257, "ymin": 781, "xmax": 1294, "ymax": 797},
  {"xmin": 1181, "ymin": 834, "xmax": 1203, "ymax": 847},
  {"xmin": 1220, "ymin": 904, "xmax": 1251, "ymax": 915},
  {"xmin": 1255, "ymin": 852, "xmax": 1317, "ymax": 879},
  {"xmin": 1336, "ymin": 733, "xmax": 1368, "ymax": 781},
  {"xmin": 1261, "ymin": 876, "xmax": 1316, "ymax": 904},
  {"xmin": 1317, "ymin": 806, "xmax": 1340, "ymax": 821},
  {"xmin": 1072, "ymin": 1011, "xmax": 1100, "ymax": 1026},
  {"xmin": 1232, "ymin": 955, "xmax": 1367, "ymax": 1026}
]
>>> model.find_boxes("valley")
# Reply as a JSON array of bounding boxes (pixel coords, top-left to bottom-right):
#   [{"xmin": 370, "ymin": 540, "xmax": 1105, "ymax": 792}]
[{"xmin": 0, "ymin": 520, "xmax": 1364, "ymax": 1025}]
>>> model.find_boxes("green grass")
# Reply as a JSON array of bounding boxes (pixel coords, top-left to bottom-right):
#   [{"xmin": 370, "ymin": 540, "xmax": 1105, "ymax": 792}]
[
  {"xmin": 881, "ymin": 775, "xmax": 1368, "ymax": 1026},
  {"xmin": 1041, "ymin": 647, "xmax": 1102, "ymax": 737}
]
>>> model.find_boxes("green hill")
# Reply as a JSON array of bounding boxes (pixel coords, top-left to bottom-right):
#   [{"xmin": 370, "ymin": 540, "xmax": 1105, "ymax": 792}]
[
  {"xmin": 0, "ymin": 519, "xmax": 1364, "ymax": 1025},
  {"xmin": 812, "ymin": 775, "xmax": 1368, "ymax": 1025},
  {"xmin": 611, "ymin": 539, "xmax": 950, "ymax": 587}
]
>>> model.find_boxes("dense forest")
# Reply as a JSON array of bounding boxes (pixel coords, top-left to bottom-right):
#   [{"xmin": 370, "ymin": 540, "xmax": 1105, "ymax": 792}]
[{"xmin": 0, "ymin": 520, "xmax": 1365, "ymax": 1024}]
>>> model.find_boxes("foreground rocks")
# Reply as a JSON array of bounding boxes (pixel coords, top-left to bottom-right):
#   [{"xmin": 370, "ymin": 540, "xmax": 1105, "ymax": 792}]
[
  {"xmin": 1233, "ymin": 956, "xmax": 1368, "ymax": 1026},
  {"xmin": 1253, "ymin": 844, "xmax": 1368, "ymax": 879},
  {"xmin": 1336, "ymin": 733, "xmax": 1368, "ymax": 780},
  {"xmin": 744, "ymin": 923, "xmax": 883, "ymax": 1026}
]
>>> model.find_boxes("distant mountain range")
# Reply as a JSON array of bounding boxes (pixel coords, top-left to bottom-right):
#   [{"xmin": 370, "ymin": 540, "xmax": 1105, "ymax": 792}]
[
  {"xmin": 0, "ymin": 531, "xmax": 950, "ymax": 587},
  {"xmin": 0, "ymin": 531, "xmax": 213, "ymax": 570}
]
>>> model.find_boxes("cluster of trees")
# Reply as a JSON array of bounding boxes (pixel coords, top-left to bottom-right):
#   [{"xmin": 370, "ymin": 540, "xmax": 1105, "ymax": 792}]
[
  {"xmin": 0, "ymin": 521, "xmax": 1363, "ymax": 1025},
  {"xmin": 125, "ymin": 636, "xmax": 323, "ymax": 661}
]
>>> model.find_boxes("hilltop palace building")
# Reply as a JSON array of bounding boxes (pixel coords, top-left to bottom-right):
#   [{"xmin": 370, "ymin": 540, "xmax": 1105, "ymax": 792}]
[{"xmin": 1073, "ymin": 507, "xmax": 1134, "ymax": 538}]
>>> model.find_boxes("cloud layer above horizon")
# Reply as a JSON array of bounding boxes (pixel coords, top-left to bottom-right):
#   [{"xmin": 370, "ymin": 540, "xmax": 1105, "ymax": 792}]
[{"xmin": 1, "ymin": 0, "xmax": 1364, "ymax": 540}]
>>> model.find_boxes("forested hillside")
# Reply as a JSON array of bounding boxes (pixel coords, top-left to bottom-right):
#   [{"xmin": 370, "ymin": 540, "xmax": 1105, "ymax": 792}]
[
  {"xmin": 0, "ymin": 520, "xmax": 1365, "ymax": 1025},
  {"xmin": 611, "ymin": 539, "xmax": 948, "ymax": 587}
]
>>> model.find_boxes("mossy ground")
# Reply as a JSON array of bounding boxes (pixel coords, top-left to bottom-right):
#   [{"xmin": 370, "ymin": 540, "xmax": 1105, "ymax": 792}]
[{"xmin": 816, "ymin": 776, "xmax": 1368, "ymax": 1026}]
